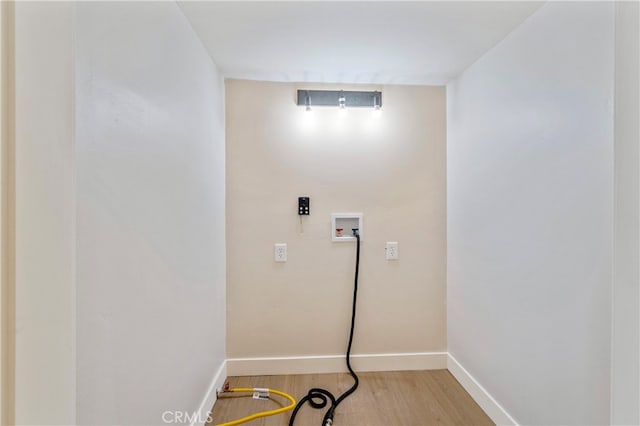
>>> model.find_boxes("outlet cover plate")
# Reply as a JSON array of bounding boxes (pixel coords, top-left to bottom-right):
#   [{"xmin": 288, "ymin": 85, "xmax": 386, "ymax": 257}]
[
  {"xmin": 386, "ymin": 242, "xmax": 399, "ymax": 260},
  {"xmin": 274, "ymin": 243, "xmax": 287, "ymax": 262}
]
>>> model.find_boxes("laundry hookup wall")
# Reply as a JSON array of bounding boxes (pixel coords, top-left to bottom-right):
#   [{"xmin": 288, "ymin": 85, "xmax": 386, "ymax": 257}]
[{"xmin": 225, "ymin": 80, "xmax": 447, "ymax": 375}]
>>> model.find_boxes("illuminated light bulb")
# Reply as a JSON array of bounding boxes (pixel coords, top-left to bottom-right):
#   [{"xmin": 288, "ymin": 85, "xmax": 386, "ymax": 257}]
[
  {"xmin": 372, "ymin": 91, "xmax": 381, "ymax": 119},
  {"xmin": 304, "ymin": 90, "xmax": 312, "ymax": 113},
  {"xmin": 299, "ymin": 105, "xmax": 315, "ymax": 131},
  {"xmin": 338, "ymin": 90, "xmax": 346, "ymax": 111}
]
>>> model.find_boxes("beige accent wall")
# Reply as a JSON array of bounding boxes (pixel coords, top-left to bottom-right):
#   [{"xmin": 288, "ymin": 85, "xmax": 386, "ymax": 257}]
[{"xmin": 226, "ymin": 80, "xmax": 446, "ymax": 364}]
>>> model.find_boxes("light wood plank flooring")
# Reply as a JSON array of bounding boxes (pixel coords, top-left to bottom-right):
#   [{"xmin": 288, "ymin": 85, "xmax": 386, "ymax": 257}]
[{"xmin": 208, "ymin": 370, "xmax": 493, "ymax": 426}]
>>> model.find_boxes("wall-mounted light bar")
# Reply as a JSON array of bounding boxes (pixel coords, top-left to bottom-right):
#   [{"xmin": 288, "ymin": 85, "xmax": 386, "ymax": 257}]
[{"xmin": 297, "ymin": 90, "xmax": 383, "ymax": 109}]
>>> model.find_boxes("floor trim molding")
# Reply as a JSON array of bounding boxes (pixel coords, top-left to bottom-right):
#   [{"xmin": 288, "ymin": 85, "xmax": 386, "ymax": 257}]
[
  {"xmin": 447, "ymin": 354, "xmax": 518, "ymax": 426},
  {"xmin": 200, "ymin": 353, "xmax": 516, "ymax": 425},
  {"xmin": 227, "ymin": 352, "xmax": 448, "ymax": 376},
  {"xmin": 192, "ymin": 360, "xmax": 227, "ymax": 426}
]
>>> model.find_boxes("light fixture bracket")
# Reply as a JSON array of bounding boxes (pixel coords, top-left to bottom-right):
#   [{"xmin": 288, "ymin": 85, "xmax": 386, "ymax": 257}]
[{"xmin": 297, "ymin": 90, "xmax": 382, "ymax": 109}]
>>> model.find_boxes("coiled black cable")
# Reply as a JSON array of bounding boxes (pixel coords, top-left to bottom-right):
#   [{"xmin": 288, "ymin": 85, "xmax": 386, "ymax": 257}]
[{"xmin": 289, "ymin": 231, "xmax": 361, "ymax": 426}]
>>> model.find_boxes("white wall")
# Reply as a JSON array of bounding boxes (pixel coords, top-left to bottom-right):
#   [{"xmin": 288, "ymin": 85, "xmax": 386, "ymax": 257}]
[
  {"xmin": 13, "ymin": 2, "xmax": 76, "ymax": 424},
  {"xmin": 612, "ymin": 1, "xmax": 640, "ymax": 424},
  {"xmin": 447, "ymin": 2, "xmax": 614, "ymax": 425},
  {"xmin": 225, "ymin": 81, "xmax": 446, "ymax": 374},
  {"xmin": 75, "ymin": 2, "xmax": 225, "ymax": 424}
]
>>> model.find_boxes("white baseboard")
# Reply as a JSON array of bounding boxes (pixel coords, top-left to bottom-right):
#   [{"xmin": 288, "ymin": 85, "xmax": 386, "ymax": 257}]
[
  {"xmin": 227, "ymin": 352, "xmax": 448, "ymax": 376},
  {"xmin": 192, "ymin": 360, "xmax": 227, "ymax": 426},
  {"xmin": 195, "ymin": 353, "xmax": 513, "ymax": 426},
  {"xmin": 447, "ymin": 354, "xmax": 518, "ymax": 426}
]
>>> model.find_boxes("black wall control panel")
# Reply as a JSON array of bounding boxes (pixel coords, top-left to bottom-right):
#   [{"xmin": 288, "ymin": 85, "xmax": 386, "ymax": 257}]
[{"xmin": 298, "ymin": 197, "xmax": 310, "ymax": 215}]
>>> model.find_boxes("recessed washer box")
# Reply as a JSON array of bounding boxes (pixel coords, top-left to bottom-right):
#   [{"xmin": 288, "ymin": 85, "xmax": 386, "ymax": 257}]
[{"xmin": 331, "ymin": 213, "xmax": 363, "ymax": 242}]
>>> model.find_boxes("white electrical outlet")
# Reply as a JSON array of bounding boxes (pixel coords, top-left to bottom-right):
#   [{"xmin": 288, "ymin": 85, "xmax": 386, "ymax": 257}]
[
  {"xmin": 386, "ymin": 242, "xmax": 399, "ymax": 260},
  {"xmin": 274, "ymin": 243, "xmax": 287, "ymax": 262}
]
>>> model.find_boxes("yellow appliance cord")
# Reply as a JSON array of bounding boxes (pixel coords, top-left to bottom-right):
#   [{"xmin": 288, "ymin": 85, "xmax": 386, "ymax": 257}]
[{"xmin": 216, "ymin": 387, "xmax": 296, "ymax": 426}]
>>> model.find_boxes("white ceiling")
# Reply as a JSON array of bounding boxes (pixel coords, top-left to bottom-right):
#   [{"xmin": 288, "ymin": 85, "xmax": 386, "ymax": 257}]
[{"xmin": 178, "ymin": 1, "xmax": 543, "ymax": 86}]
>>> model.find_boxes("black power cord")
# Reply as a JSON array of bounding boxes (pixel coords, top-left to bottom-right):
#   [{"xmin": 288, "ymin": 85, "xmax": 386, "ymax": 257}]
[{"xmin": 289, "ymin": 230, "xmax": 361, "ymax": 426}]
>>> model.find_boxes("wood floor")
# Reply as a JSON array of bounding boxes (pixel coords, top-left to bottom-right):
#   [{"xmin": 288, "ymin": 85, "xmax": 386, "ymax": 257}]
[{"xmin": 208, "ymin": 370, "xmax": 493, "ymax": 426}]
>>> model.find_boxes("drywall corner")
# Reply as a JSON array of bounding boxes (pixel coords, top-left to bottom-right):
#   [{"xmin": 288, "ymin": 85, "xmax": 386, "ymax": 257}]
[
  {"xmin": 447, "ymin": 354, "xmax": 517, "ymax": 426},
  {"xmin": 192, "ymin": 360, "xmax": 227, "ymax": 426}
]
